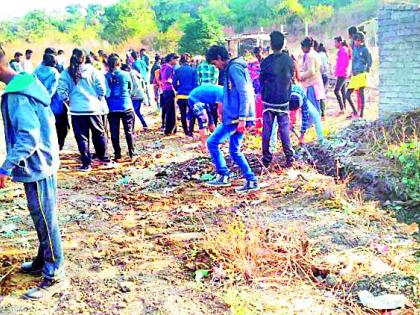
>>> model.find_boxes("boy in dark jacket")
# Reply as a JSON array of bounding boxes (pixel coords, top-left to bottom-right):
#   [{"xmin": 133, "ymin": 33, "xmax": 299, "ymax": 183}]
[
  {"xmin": 259, "ymin": 31, "xmax": 295, "ymax": 167},
  {"xmin": 173, "ymin": 54, "xmax": 198, "ymax": 135},
  {"xmin": 205, "ymin": 45, "xmax": 259, "ymax": 193},
  {"xmin": 0, "ymin": 45, "xmax": 67, "ymax": 300}
]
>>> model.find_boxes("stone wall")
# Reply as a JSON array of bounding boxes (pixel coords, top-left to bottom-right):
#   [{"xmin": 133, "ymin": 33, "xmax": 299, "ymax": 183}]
[{"xmin": 378, "ymin": 2, "xmax": 420, "ymax": 119}]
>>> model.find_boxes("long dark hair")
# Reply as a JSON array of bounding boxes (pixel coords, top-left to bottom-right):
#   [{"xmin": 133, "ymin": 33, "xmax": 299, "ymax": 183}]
[
  {"xmin": 318, "ymin": 43, "xmax": 328, "ymax": 56},
  {"xmin": 68, "ymin": 48, "xmax": 85, "ymax": 84}
]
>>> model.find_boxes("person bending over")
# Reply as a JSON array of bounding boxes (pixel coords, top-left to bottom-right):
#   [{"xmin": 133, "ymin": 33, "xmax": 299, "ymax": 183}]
[{"xmin": 188, "ymin": 84, "xmax": 223, "ymax": 150}]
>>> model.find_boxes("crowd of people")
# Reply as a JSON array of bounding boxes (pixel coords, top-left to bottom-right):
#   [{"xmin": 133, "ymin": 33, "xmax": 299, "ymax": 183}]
[{"xmin": 0, "ymin": 24, "xmax": 372, "ymax": 300}]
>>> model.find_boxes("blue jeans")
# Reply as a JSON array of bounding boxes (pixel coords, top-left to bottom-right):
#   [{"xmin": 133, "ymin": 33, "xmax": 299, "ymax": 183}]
[
  {"xmin": 307, "ymin": 100, "xmax": 324, "ymax": 143},
  {"xmin": 24, "ymin": 174, "xmax": 65, "ymax": 280},
  {"xmin": 207, "ymin": 124, "xmax": 256, "ymax": 181},
  {"xmin": 133, "ymin": 99, "xmax": 148, "ymax": 128}
]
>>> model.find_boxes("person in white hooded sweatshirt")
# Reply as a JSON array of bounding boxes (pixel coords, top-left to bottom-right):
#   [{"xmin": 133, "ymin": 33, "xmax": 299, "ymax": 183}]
[{"xmin": 57, "ymin": 48, "xmax": 110, "ymax": 171}]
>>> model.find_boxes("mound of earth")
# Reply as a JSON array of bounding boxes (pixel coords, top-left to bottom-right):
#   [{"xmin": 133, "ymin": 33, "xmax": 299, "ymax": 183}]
[{"xmin": 306, "ymin": 110, "xmax": 420, "ymax": 223}]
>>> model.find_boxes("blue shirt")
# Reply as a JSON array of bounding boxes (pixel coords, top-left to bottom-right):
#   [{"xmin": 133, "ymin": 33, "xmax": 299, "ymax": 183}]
[
  {"xmin": 105, "ymin": 69, "xmax": 133, "ymax": 112},
  {"xmin": 132, "ymin": 59, "xmax": 148, "ymax": 81},
  {"xmin": 188, "ymin": 84, "xmax": 224, "ymax": 105},
  {"xmin": 173, "ymin": 64, "xmax": 198, "ymax": 96}
]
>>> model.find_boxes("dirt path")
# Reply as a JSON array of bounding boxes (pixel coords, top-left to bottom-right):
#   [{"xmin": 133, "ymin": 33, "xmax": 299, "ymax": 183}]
[{"xmin": 0, "ymin": 104, "xmax": 418, "ymax": 314}]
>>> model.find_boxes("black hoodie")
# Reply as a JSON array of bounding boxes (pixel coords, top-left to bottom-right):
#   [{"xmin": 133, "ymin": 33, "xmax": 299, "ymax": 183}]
[{"xmin": 259, "ymin": 52, "xmax": 294, "ymax": 106}]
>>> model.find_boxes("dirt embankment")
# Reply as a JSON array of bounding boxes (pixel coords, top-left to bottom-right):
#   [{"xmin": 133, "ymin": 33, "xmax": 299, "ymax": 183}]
[{"xmin": 306, "ymin": 110, "xmax": 420, "ymax": 223}]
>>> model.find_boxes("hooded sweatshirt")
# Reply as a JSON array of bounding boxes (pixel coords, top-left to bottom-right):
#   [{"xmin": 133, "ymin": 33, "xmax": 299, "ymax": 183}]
[
  {"xmin": 352, "ymin": 44, "xmax": 372, "ymax": 75},
  {"xmin": 57, "ymin": 64, "xmax": 108, "ymax": 115},
  {"xmin": 0, "ymin": 73, "xmax": 59, "ymax": 182},
  {"xmin": 34, "ymin": 64, "xmax": 66, "ymax": 115},
  {"xmin": 173, "ymin": 64, "xmax": 197, "ymax": 96},
  {"xmin": 223, "ymin": 57, "xmax": 255, "ymax": 125},
  {"xmin": 105, "ymin": 69, "xmax": 134, "ymax": 112},
  {"xmin": 259, "ymin": 52, "xmax": 294, "ymax": 110}
]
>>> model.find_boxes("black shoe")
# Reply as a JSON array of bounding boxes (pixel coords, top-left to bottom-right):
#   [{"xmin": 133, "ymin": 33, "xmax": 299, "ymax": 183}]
[
  {"xmin": 21, "ymin": 261, "xmax": 43, "ymax": 275},
  {"xmin": 78, "ymin": 165, "xmax": 92, "ymax": 172},
  {"xmin": 235, "ymin": 180, "xmax": 260, "ymax": 193},
  {"xmin": 284, "ymin": 159, "xmax": 294, "ymax": 168},
  {"xmin": 24, "ymin": 278, "xmax": 69, "ymax": 301},
  {"xmin": 205, "ymin": 175, "xmax": 231, "ymax": 187}
]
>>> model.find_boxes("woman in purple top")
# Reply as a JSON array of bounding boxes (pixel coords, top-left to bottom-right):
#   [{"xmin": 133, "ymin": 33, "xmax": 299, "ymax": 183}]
[{"xmin": 160, "ymin": 53, "xmax": 179, "ymax": 135}]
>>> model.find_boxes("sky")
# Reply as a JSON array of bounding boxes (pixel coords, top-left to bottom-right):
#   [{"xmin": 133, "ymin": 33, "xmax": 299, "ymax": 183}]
[{"xmin": 0, "ymin": 0, "xmax": 118, "ymax": 20}]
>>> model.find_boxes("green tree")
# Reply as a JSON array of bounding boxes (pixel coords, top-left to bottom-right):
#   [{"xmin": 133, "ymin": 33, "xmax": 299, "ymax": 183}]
[
  {"xmin": 152, "ymin": 0, "xmax": 207, "ymax": 32},
  {"xmin": 179, "ymin": 16, "xmax": 225, "ymax": 55},
  {"xmin": 101, "ymin": 0, "xmax": 157, "ymax": 45}
]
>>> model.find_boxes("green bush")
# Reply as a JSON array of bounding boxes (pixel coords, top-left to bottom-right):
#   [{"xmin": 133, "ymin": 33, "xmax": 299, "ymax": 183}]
[{"xmin": 385, "ymin": 140, "xmax": 420, "ymax": 201}]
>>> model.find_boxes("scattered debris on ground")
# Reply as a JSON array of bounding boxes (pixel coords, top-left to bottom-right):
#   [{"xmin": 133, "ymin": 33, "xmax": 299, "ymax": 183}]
[{"xmin": 1, "ymin": 111, "xmax": 419, "ymax": 314}]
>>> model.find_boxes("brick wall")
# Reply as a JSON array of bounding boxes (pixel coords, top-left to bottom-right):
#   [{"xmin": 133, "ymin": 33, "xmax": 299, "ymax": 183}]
[{"xmin": 378, "ymin": 2, "xmax": 420, "ymax": 119}]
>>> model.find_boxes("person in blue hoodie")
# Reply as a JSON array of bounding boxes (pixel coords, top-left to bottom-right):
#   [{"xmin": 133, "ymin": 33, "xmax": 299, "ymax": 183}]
[
  {"xmin": 34, "ymin": 53, "xmax": 69, "ymax": 150},
  {"xmin": 0, "ymin": 45, "xmax": 67, "ymax": 300},
  {"xmin": 57, "ymin": 48, "xmax": 110, "ymax": 171},
  {"xmin": 105, "ymin": 54, "xmax": 135, "ymax": 161},
  {"xmin": 173, "ymin": 54, "xmax": 197, "ymax": 135},
  {"xmin": 205, "ymin": 45, "xmax": 259, "ymax": 193}
]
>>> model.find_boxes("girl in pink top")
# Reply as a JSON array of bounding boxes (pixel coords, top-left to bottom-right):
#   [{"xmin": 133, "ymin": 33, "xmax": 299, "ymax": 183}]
[{"xmin": 333, "ymin": 36, "xmax": 350, "ymax": 114}]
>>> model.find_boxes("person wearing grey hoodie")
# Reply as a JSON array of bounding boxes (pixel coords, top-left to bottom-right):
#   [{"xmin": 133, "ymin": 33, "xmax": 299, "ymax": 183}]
[
  {"xmin": 0, "ymin": 45, "xmax": 67, "ymax": 300},
  {"xmin": 57, "ymin": 48, "xmax": 110, "ymax": 171},
  {"xmin": 204, "ymin": 45, "xmax": 259, "ymax": 193},
  {"xmin": 34, "ymin": 53, "xmax": 69, "ymax": 150}
]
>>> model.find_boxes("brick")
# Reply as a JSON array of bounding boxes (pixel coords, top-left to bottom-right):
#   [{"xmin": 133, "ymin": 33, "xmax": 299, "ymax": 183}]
[{"xmin": 379, "ymin": 6, "xmax": 420, "ymax": 118}]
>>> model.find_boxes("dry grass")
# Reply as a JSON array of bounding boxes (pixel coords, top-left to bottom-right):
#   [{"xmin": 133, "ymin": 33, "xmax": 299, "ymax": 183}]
[
  {"xmin": 367, "ymin": 109, "xmax": 420, "ymax": 153},
  {"xmin": 198, "ymin": 217, "xmax": 315, "ymax": 285}
]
